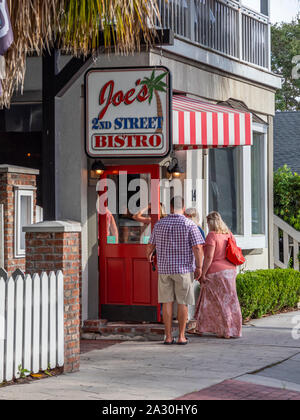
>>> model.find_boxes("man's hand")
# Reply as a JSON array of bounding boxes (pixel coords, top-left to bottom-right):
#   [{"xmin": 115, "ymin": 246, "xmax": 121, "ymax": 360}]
[
  {"xmin": 147, "ymin": 244, "xmax": 156, "ymax": 263},
  {"xmin": 194, "ymin": 267, "xmax": 202, "ymax": 281},
  {"xmin": 192, "ymin": 244, "xmax": 204, "ymax": 279},
  {"xmin": 148, "ymin": 253, "xmax": 155, "ymax": 263}
]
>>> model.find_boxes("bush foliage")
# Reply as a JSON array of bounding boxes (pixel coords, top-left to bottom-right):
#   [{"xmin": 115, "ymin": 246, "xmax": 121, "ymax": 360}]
[
  {"xmin": 236, "ymin": 269, "xmax": 300, "ymax": 321},
  {"xmin": 274, "ymin": 165, "xmax": 300, "ymax": 231},
  {"xmin": 271, "ymin": 20, "xmax": 300, "ymax": 112}
]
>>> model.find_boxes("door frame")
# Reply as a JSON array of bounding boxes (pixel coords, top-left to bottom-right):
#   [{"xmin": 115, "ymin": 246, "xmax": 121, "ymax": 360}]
[{"xmin": 98, "ymin": 164, "xmax": 161, "ymax": 321}]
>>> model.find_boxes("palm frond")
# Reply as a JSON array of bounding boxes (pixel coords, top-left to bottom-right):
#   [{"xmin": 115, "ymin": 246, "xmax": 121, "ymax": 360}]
[
  {"xmin": 153, "ymin": 71, "xmax": 168, "ymax": 83},
  {"xmin": 1, "ymin": 0, "xmax": 162, "ymax": 108}
]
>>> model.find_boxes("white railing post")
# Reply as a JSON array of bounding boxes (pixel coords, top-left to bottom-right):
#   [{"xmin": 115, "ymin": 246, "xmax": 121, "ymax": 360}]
[
  {"xmin": 294, "ymin": 239, "xmax": 300, "ymax": 271},
  {"xmin": 189, "ymin": 0, "xmax": 195, "ymax": 42},
  {"xmin": 274, "ymin": 215, "xmax": 300, "ymax": 271},
  {"xmin": 274, "ymin": 224, "xmax": 280, "ymax": 263},
  {"xmin": 238, "ymin": 0, "xmax": 243, "ymax": 62},
  {"xmin": 283, "ymin": 232, "xmax": 290, "ymax": 267},
  {"xmin": 267, "ymin": 21, "xmax": 272, "ymax": 71}
]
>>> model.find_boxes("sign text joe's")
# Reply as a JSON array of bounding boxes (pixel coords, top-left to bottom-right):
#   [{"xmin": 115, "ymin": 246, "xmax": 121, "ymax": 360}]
[{"xmin": 85, "ymin": 67, "xmax": 171, "ymax": 158}]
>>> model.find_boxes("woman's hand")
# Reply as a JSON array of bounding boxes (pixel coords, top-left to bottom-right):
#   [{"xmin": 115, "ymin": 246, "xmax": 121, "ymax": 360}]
[
  {"xmin": 194, "ymin": 267, "xmax": 202, "ymax": 281},
  {"xmin": 199, "ymin": 274, "xmax": 207, "ymax": 285}
]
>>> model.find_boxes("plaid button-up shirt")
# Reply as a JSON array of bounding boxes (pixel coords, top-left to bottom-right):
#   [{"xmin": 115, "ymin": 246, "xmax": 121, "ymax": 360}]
[{"xmin": 149, "ymin": 214, "xmax": 205, "ymax": 274}]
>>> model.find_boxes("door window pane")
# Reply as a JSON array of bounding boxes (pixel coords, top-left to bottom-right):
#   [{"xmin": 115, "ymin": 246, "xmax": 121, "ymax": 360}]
[
  {"xmin": 251, "ymin": 133, "xmax": 265, "ymax": 234},
  {"xmin": 209, "ymin": 148, "xmax": 242, "ymax": 234},
  {"xmin": 106, "ymin": 173, "xmax": 152, "ymax": 244}
]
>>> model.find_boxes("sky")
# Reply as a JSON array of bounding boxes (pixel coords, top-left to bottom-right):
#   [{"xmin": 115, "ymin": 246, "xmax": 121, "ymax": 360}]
[{"xmin": 242, "ymin": 0, "xmax": 299, "ymax": 23}]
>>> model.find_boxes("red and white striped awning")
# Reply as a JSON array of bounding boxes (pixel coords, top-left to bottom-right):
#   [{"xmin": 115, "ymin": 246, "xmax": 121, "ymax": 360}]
[{"xmin": 173, "ymin": 96, "xmax": 253, "ymax": 149}]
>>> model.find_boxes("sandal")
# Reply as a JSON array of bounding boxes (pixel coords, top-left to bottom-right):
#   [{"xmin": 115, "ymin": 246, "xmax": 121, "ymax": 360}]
[
  {"xmin": 177, "ymin": 338, "xmax": 189, "ymax": 345},
  {"xmin": 163, "ymin": 339, "xmax": 176, "ymax": 345}
]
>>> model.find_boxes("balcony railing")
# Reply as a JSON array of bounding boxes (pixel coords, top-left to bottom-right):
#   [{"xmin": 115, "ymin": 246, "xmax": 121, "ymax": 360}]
[{"xmin": 156, "ymin": 0, "xmax": 271, "ymax": 70}]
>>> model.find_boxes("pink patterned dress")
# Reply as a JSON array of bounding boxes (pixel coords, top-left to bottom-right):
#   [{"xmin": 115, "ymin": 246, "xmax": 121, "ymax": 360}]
[{"xmin": 194, "ymin": 232, "xmax": 242, "ymax": 338}]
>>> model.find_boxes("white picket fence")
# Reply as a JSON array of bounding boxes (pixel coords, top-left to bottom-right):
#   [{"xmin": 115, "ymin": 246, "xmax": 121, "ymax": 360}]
[
  {"xmin": 0, "ymin": 269, "xmax": 64, "ymax": 383},
  {"xmin": 0, "ymin": 204, "xmax": 4, "ymax": 268}
]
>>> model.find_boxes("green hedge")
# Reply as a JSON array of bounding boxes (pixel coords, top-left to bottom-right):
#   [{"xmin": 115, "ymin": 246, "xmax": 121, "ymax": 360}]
[
  {"xmin": 236, "ymin": 269, "xmax": 300, "ymax": 321},
  {"xmin": 274, "ymin": 165, "xmax": 300, "ymax": 231}
]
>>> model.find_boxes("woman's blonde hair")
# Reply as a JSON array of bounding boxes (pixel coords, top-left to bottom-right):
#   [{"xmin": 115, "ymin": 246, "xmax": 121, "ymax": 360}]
[
  {"xmin": 185, "ymin": 208, "xmax": 200, "ymax": 225},
  {"xmin": 160, "ymin": 203, "xmax": 167, "ymax": 219},
  {"xmin": 207, "ymin": 211, "xmax": 230, "ymax": 234}
]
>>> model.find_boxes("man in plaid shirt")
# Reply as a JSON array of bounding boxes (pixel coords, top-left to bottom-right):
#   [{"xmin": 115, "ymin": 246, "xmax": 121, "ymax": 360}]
[{"xmin": 147, "ymin": 196, "xmax": 204, "ymax": 345}]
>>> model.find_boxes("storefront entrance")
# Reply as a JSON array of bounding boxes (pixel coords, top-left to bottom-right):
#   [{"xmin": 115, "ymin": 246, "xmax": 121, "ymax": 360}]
[{"xmin": 99, "ymin": 165, "xmax": 161, "ymax": 322}]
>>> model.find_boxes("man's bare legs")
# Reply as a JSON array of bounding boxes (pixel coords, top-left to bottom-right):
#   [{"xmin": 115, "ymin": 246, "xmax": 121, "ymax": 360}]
[
  {"xmin": 177, "ymin": 304, "xmax": 188, "ymax": 343},
  {"xmin": 162, "ymin": 302, "xmax": 173, "ymax": 343},
  {"xmin": 163, "ymin": 303, "xmax": 189, "ymax": 344}
]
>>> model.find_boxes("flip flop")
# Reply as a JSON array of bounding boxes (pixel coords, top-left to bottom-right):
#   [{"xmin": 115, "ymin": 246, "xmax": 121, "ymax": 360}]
[
  {"xmin": 163, "ymin": 339, "xmax": 176, "ymax": 345},
  {"xmin": 177, "ymin": 339, "xmax": 189, "ymax": 345}
]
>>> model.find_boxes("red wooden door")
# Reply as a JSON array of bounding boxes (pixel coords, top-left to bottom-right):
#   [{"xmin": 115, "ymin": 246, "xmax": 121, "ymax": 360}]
[{"xmin": 99, "ymin": 165, "xmax": 161, "ymax": 322}]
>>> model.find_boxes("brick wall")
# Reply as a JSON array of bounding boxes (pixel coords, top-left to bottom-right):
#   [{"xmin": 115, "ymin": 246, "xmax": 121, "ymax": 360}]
[
  {"xmin": 25, "ymin": 222, "xmax": 82, "ymax": 373},
  {"xmin": 0, "ymin": 166, "xmax": 38, "ymax": 275}
]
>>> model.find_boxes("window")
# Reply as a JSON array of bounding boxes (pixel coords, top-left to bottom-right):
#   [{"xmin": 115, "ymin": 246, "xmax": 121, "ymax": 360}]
[
  {"xmin": 207, "ymin": 125, "xmax": 268, "ymax": 250},
  {"xmin": 209, "ymin": 147, "xmax": 242, "ymax": 234},
  {"xmin": 15, "ymin": 189, "xmax": 34, "ymax": 257},
  {"xmin": 0, "ymin": 104, "xmax": 42, "ymax": 132},
  {"xmin": 104, "ymin": 173, "xmax": 152, "ymax": 245},
  {"xmin": 0, "ymin": 104, "xmax": 42, "ymax": 208},
  {"xmin": 251, "ymin": 133, "xmax": 266, "ymax": 235}
]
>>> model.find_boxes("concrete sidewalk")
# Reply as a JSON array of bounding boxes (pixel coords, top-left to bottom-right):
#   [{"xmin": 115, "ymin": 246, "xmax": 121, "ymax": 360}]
[{"xmin": 0, "ymin": 311, "xmax": 300, "ymax": 400}]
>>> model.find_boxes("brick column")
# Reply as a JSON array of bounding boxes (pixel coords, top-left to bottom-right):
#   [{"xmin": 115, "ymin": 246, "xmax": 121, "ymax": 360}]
[
  {"xmin": 24, "ymin": 221, "xmax": 82, "ymax": 373},
  {"xmin": 0, "ymin": 165, "xmax": 38, "ymax": 275}
]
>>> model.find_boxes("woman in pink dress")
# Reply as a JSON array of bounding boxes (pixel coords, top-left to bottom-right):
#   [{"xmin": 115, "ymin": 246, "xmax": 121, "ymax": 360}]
[{"xmin": 194, "ymin": 212, "xmax": 242, "ymax": 339}]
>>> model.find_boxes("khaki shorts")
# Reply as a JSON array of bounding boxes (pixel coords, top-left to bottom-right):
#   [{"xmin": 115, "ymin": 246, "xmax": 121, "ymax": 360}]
[{"xmin": 158, "ymin": 273, "xmax": 195, "ymax": 306}]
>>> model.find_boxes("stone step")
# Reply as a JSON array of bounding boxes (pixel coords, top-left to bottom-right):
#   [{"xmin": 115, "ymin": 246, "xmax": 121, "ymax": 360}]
[
  {"xmin": 82, "ymin": 319, "xmax": 196, "ymax": 342},
  {"xmin": 82, "ymin": 319, "xmax": 108, "ymax": 333}
]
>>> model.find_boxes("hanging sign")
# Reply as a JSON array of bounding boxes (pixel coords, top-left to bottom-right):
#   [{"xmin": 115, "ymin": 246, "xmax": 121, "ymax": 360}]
[{"xmin": 85, "ymin": 66, "xmax": 171, "ymax": 158}]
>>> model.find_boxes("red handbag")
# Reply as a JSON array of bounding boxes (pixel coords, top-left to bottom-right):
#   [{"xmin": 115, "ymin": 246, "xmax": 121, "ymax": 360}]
[{"xmin": 226, "ymin": 235, "xmax": 245, "ymax": 266}]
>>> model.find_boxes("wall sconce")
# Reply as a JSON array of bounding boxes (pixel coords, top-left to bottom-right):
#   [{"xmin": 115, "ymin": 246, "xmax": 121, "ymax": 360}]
[
  {"xmin": 91, "ymin": 160, "xmax": 106, "ymax": 178},
  {"xmin": 167, "ymin": 157, "xmax": 185, "ymax": 179}
]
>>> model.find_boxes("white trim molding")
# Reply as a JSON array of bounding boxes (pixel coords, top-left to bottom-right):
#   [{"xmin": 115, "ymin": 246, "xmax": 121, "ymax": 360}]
[{"xmin": 14, "ymin": 189, "xmax": 34, "ymax": 258}]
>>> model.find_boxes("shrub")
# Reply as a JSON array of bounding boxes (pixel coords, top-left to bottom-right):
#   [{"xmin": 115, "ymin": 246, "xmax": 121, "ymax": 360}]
[
  {"xmin": 236, "ymin": 269, "xmax": 300, "ymax": 321},
  {"xmin": 274, "ymin": 165, "xmax": 300, "ymax": 231}
]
